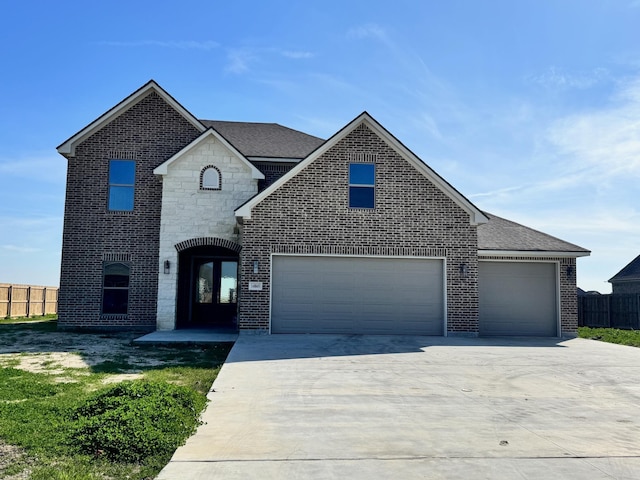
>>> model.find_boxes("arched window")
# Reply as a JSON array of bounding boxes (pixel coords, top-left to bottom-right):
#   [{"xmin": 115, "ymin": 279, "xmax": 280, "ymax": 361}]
[
  {"xmin": 200, "ymin": 166, "xmax": 221, "ymax": 190},
  {"xmin": 102, "ymin": 262, "xmax": 130, "ymax": 314}
]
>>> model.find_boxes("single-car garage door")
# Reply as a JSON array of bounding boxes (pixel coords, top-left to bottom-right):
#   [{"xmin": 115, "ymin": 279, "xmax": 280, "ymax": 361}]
[
  {"xmin": 271, "ymin": 256, "xmax": 444, "ymax": 335},
  {"xmin": 479, "ymin": 261, "xmax": 558, "ymax": 336}
]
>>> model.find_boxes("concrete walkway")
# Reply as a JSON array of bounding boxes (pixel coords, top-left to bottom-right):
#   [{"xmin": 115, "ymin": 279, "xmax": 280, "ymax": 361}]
[
  {"xmin": 158, "ymin": 335, "xmax": 640, "ymax": 479},
  {"xmin": 133, "ymin": 328, "xmax": 238, "ymax": 344}
]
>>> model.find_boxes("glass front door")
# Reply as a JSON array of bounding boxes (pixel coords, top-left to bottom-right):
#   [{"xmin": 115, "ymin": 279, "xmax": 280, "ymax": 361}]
[{"xmin": 191, "ymin": 257, "xmax": 238, "ymax": 327}]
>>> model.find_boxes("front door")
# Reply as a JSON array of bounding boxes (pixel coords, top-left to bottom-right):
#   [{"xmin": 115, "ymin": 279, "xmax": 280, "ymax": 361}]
[{"xmin": 190, "ymin": 257, "xmax": 238, "ymax": 327}]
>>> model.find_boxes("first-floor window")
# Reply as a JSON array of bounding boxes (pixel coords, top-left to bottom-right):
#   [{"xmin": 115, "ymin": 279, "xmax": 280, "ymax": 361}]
[{"xmin": 102, "ymin": 262, "xmax": 130, "ymax": 314}]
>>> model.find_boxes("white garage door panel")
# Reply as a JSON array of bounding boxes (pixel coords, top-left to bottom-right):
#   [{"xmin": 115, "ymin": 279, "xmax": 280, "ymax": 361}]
[
  {"xmin": 479, "ymin": 262, "xmax": 558, "ymax": 336},
  {"xmin": 271, "ymin": 256, "xmax": 444, "ymax": 335}
]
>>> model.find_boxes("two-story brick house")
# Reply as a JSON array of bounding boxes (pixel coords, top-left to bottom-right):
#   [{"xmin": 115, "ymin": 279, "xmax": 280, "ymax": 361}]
[{"xmin": 57, "ymin": 80, "xmax": 589, "ymax": 337}]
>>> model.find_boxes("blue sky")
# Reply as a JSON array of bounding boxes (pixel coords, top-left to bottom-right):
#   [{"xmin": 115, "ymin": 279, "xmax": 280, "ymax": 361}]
[{"xmin": 1, "ymin": 0, "xmax": 639, "ymax": 292}]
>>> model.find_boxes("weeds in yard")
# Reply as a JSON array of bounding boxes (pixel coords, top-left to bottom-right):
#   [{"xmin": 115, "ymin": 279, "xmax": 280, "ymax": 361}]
[
  {"xmin": 0, "ymin": 321, "xmax": 232, "ymax": 479},
  {"xmin": 578, "ymin": 327, "xmax": 640, "ymax": 347}
]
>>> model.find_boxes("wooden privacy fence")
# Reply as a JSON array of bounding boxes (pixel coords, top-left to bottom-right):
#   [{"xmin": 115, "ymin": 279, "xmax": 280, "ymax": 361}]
[
  {"xmin": 0, "ymin": 284, "xmax": 59, "ymax": 318},
  {"xmin": 578, "ymin": 294, "xmax": 640, "ymax": 329}
]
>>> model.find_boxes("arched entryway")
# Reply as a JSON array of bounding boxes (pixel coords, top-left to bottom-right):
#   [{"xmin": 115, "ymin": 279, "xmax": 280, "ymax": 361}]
[{"xmin": 175, "ymin": 239, "xmax": 240, "ymax": 329}]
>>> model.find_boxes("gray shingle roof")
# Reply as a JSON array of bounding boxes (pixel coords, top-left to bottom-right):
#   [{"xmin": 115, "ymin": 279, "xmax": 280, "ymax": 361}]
[
  {"xmin": 478, "ymin": 213, "xmax": 590, "ymax": 253},
  {"xmin": 609, "ymin": 254, "xmax": 640, "ymax": 282},
  {"xmin": 200, "ymin": 120, "xmax": 325, "ymax": 159}
]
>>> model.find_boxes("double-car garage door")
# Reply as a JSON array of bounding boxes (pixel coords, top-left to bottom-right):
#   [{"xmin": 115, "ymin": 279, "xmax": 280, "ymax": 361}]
[
  {"xmin": 270, "ymin": 256, "xmax": 559, "ymax": 337},
  {"xmin": 271, "ymin": 256, "xmax": 444, "ymax": 335}
]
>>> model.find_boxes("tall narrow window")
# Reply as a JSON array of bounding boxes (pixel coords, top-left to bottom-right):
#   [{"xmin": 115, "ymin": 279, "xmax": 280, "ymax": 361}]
[
  {"xmin": 102, "ymin": 262, "xmax": 130, "ymax": 314},
  {"xmin": 108, "ymin": 160, "xmax": 136, "ymax": 211},
  {"xmin": 349, "ymin": 163, "xmax": 375, "ymax": 208}
]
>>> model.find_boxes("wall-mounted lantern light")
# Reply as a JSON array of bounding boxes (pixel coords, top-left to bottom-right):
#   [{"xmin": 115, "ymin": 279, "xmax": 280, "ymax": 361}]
[
  {"xmin": 459, "ymin": 263, "xmax": 469, "ymax": 278},
  {"xmin": 566, "ymin": 265, "xmax": 574, "ymax": 277},
  {"xmin": 253, "ymin": 260, "xmax": 259, "ymax": 274},
  {"xmin": 164, "ymin": 260, "xmax": 170, "ymax": 274}
]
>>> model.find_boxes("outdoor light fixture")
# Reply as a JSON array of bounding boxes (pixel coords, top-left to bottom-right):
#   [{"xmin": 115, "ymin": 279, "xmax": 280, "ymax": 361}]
[
  {"xmin": 253, "ymin": 260, "xmax": 259, "ymax": 274},
  {"xmin": 566, "ymin": 265, "xmax": 574, "ymax": 277},
  {"xmin": 164, "ymin": 260, "xmax": 170, "ymax": 274},
  {"xmin": 459, "ymin": 263, "xmax": 469, "ymax": 278}
]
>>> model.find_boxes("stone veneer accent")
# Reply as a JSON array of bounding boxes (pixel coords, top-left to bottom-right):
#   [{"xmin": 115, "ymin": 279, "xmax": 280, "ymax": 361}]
[
  {"xmin": 239, "ymin": 123, "xmax": 479, "ymax": 334},
  {"xmin": 58, "ymin": 92, "xmax": 201, "ymax": 330},
  {"xmin": 155, "ymin": 136, "xmax": 258, "ymax": 330}
]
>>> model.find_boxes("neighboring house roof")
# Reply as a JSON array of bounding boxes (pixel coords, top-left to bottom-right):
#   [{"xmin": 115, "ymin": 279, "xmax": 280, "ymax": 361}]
[
  {"xmin": 57, "ymin": 80, "xmax": 205, "ymax": 157},
  {"xmin": 235, "ymin": 111, "xmax": 490, "ymax": 225},
  {"xmin": 200, "ymin": 120, "xmax": 324, "ymax": 160},
  {"xmin": 578, "ymin": 288, "xmax": 602, "ymax": 296},
  {"xmin": 609, "ymin": 254, "xmax": 640, "ymax": 283},
  {"xmin": 478, "ymin": 213, "xmax": 590, "ymax": 257},
  {"xmin": 153, "ymin": 128, "xmax": 264, "ymax": 180}
]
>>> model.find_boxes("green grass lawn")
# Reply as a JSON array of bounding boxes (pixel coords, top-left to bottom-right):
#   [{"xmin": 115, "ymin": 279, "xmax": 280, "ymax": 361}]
[
  {"xmin": 0, "ymin": 319, "xmax": 232, "ymax": 479},
  {"xmin": 1, "ymin": 313, "xmax": 59, "ymax": 324},
  {"xmin": 578, "ymin": 327, "xmax": 640, "ymax": 347}
]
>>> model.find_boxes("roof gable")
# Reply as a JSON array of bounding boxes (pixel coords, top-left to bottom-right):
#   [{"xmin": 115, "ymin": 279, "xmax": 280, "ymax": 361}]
[
  {"xmin": 235, "ymin": 112, "xmax": 489, "ymax": 224},
  {"xmin": 57, "ymin": 80, "xmax": 205, "ymax": 157},
  {"xmin": 609, "ymin": 254, "xmax": 640, "ymax": 283},
  {"xmin": 153, "ymin": 128, "xmax": 264, "ymax": 180}
]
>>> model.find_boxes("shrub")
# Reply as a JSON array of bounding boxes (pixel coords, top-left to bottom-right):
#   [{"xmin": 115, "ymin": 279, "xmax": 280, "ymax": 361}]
[{"xmin": 70, "ymin": 381, "xmax": 206, "ymax": 463}]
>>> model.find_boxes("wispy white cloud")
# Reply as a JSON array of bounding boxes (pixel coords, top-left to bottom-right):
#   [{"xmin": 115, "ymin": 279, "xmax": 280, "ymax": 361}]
[
  {"xmin": 225, "ymin": 49, "xmax": 253, "ymax": 74},
  {"xmin": 347, "ymin": 23, "xmax": 389, "ymax": 42},
  {"xmin": 469, "ymin": 185, "xmax": 527, "ymax": 200},
  {"xmin": 97, "ymin": 40, "xmax": 219, "ymax": 50},
  {"xmin": 0, "ymin": 155, "xmax": 66, "ymax": 183},
  {"xmin": 280, "ymin": 50, "xmax": 313, "ymax": 59},
  {"xmin": 547, "ymin": 78, "xmax": 640, "ymax": 179},
  {"xmin": 527, "ymin": 66, "xmax": 610, "ymax": 90},
  {"xmin": 1, "ymin": 244, "xmax": 41, "ymax": 253}
]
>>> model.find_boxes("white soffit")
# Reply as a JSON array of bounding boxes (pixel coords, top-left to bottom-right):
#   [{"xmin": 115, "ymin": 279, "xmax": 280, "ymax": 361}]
[{"xmin": 478, "ymin": 250, "xmax": 591, "ymax": 258}]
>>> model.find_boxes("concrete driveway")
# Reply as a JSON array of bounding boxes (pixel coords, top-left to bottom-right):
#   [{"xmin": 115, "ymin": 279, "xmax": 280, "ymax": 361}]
[{"xmin": 158, "ymin": 335, "xmax": 640, "ymax": 479}]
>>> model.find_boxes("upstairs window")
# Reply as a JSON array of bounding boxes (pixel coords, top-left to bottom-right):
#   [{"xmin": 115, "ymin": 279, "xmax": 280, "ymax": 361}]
[
  {"xmin": 108, "ymin": 160, "xmax": 135, "ymax": 211},
  {"xmin": 349, "ymin": 163, "xmax": 375, "ymax": 208},
  {"xmin": 102, "ymin": 262, "xmax": 130, "ymax": 314},
  {"xmin": 200, "ymin": 166, "xmax": 221, "ymax": 190}
]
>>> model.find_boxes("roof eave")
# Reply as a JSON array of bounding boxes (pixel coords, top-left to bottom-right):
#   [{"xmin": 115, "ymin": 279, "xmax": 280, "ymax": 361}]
[
  {"xmin": 478, "ymin": 249, "xmax": 591, "ymax": 258},
  {"xmin": 609, "ymin": 277, "xmax": 640, "ymax": 284},
  {"xmin": 57, "ymin": 80, "xmax": 206, "ymax": 157}
]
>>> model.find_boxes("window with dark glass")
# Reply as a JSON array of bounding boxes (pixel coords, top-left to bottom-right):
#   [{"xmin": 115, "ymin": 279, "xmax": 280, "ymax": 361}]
[
  {"xmin": 108, "ymin": 160, "xmax": 135, "ymax": 211},
  {"xmin": 349, "ymin": 163, "xmax": 375, "ymax": 208},
  {"xmin": 102, "ymin": 262, "xmax": 130, "ymax": 314}
]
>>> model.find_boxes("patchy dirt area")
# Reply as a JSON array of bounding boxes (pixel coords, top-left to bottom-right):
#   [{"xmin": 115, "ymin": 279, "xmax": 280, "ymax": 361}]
[
  {"xmin": 0, "ymin": 440, "xmax": 30, "ymax": 479},
  {"xmin": 0, "ymin": 326, "xmax": 153, "ymax": 375}
]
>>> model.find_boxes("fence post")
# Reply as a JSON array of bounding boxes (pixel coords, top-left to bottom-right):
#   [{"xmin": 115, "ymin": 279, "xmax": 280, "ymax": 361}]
[
  {"xmin": 607, "ymin": 295, "xmax": 612, "ymax": 328},
  {"xmin": 26, "ymin": 286, "xmax": 31, "ymax": 318},
  {"xmin": 42, "ymin": 287, "xmax": 47, "ymax": 316},
  {"xmin": 6, "ymin": 286, "xmax": 11, "ymax": 318}
]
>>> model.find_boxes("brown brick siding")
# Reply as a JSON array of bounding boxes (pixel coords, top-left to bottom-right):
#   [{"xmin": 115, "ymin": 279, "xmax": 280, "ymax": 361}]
[
  {"xmin": 238, "ymin": 123, "xmax": 479, "ymax": 334},
  {"xmin": 252, "ymin": 161, "xmax": 296, "ymax": 191},
  {"xmin": 58, "ymin": 92, "xmax": 201, "ymax": 329}
]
